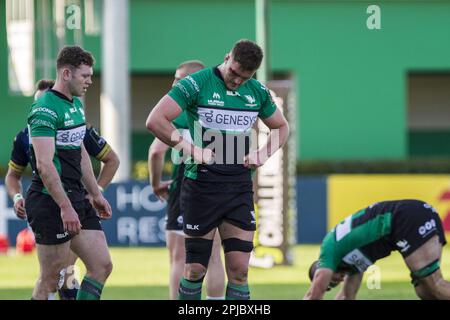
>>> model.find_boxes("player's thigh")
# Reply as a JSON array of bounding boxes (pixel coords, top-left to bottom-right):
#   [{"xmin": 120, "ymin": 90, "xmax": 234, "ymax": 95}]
[
  {"xmin": 404, "ymin": 235, "xmax": 442, "ymax": 271},
  {"xmin": 210, "ymin": 231, "xmax": 223, "ymax": 262},
  {"xmin": 218, "ymin": 221, "xmax": 254, "ymax": 242},
  {"xmin": 70, "ymin": 230, "xmax": 111, "ymax": 269},
  {"xmin": 36, "ymin": 242, "xmax": 71, "ymax": 274},
  {"xmin": 166, "ymin": 230, "xmax": 186, "ymax": 260}
]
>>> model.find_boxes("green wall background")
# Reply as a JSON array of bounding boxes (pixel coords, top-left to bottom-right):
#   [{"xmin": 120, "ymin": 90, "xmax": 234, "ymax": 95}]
[{"xmin": 1, "ymin": 0, "xmax": 450, "ymax": 165}]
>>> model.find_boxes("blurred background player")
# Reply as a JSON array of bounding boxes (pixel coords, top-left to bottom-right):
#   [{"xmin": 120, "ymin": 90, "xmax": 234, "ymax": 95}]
[
  {"xmin": 305, "ymin": 199, "xmax": 450, "ymax": 300},
  {"xmin": 5, "ymin": 78, "xmax": 119, "ymax": 299},
  {"xmin": 148, "ymin": 60, "xmax": 225, "ymax": 300}
]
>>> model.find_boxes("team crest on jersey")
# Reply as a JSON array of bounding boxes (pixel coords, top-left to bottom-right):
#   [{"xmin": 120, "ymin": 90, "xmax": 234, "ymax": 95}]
[{"xmin": 244, "ymin": 95, "xmax": 257, "ymax": 107}]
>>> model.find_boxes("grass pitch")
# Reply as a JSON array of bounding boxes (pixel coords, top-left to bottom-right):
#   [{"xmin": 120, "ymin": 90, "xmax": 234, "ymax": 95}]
[{"xmin": 1, "ymin": 245, "xmax": 449, "ymax": 300}]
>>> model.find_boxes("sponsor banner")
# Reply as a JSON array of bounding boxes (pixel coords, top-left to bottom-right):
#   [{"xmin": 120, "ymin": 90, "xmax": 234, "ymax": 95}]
[
  {"xmin": 1, "ymin": 180, "xmax": 167, "ymax": 246},
  {"xmin": 328, "ymin": 174, "xmax": 450, "ymax": 240}
]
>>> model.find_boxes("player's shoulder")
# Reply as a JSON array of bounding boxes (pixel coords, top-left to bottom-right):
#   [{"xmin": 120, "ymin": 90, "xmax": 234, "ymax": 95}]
[
  {"xmin": 30, "ymin": 91, "xmax": 61, "ymax": 116},
  {"xmin": 183, "ymin": 67, "xmax": 211, "ymax": 87}
]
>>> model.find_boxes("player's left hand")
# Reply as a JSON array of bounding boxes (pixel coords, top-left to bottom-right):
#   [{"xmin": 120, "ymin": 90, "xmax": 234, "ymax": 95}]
[
  {"xmin": 243, "ymin": 150, "xmax": 265, "ymax": 169},
  {"xmin": 92, "ymin": 195, "xmax": 112, "ymax": 220}
]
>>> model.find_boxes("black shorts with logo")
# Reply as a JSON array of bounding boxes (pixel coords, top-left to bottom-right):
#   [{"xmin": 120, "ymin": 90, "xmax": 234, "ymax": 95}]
[
  {"xmin": 25, "ymin": 190, "xmax": 102, "ymax": 245},
  {"xmin": 391, "ymin": 200, "xmax": 447, "ymax": 258},
  {"xmin": 180, "ymin": 178, "xmax": 256, "ymax": 237},
  {"xmin": 166, "ymin": 177, "xmax": 183, "ymax": 231}
]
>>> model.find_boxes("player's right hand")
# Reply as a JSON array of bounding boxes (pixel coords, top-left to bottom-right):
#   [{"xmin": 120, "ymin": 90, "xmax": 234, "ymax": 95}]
[
  {"xmin": 14, "ymin": 199, "xmax": 27, "ymax": 220},
  {"xmin": 60, "ymin": 206, "xmax": 81, "ymax": 235},
  {"xmin": 152, "ymin": 180, "xmax": 172, "ymax": 201}
]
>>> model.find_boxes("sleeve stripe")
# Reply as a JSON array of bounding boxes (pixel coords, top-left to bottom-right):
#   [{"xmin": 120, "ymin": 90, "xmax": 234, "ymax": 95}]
[
  {"xmin": 8, "ymin": 160, "xmax": 26, "ymax": 173},
  {"xmin": 96, "ymin": 144, "xmax": 111, "ymax": 161}
]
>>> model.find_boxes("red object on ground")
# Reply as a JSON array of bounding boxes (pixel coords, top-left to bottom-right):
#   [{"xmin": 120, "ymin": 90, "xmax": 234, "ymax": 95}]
[
  {"xmin": 0, "ymin": 234, "xmax": 9, "ymax": 254},
  {"xmin": 16, "ymin": 229, "xmax": 35, "ymax": 254}
]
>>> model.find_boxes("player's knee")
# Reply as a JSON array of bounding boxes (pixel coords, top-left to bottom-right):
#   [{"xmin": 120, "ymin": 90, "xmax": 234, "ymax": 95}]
[
  {"xmin": 104, "ymin": 260, "xmax": 113, "ymax": 277},
  {"xmin": 185, "ymin": 263, "xmax": 207, "ymax": 281},
  {"xmin": 226, "ymin": 260, "xmax": 249, "ymax": 282},
  {"xmin": 185, "ymin": 238, "xmax": 213, "ymax": 269}
]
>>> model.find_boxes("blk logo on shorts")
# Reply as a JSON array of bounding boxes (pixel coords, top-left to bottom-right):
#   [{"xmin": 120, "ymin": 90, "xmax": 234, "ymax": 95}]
[{"xmin": 186, "ymin": 224, "xmax": 199, "ymax": 231}]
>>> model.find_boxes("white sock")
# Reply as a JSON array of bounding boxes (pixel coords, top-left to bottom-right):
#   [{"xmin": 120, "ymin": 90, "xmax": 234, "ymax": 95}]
[{"xmin": 206, "ymin": 295, "xmax": 225, "ymax": 300}]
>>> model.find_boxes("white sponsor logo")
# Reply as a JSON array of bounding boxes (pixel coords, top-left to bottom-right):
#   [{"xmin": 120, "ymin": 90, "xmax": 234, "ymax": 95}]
[
  {"xmin": 56, "ymin": 125, "xmax": 86, "ymax": 147},
  {"xmin": 65, "ymin": 112, "xmax": 70, "ymax": 120},
  {"xmin": 227, "ymin": 90, "xmax": 240, "ymax": 97},
  {"xmin": 176, "ymin": 83, "xmax": 190, "ymax": 98},
  {"xmin": 186, "ymin": 76, "xmax": 200, "ymax": 92},
  {"xmin": 70, "ymin": 107, "xmax": 77, "ymax": 113},
  {"xmin": 64, "ymin": 120, "xmax": 75, "ymax": 126},
  {"xmin": 418, "ymin": 219, "xmax": 436, "ymax": 237},
  {"xmin": 186, "ymin": 224, "xmax": 199, "ymax": 231},
  {"xmin": 33, "ymin": 107, "xmax": 58, "ymax": 118},
  {"xmin": 56, "ymin": 231, "xmax": 69, "ymax": 239},
  {"xmin": 396, "ymin": 239, "xmax": 411, "ymax": 253},
  {"xmin": 177, "ymin": 215, "xmax": 183, "ymax": 225},
  {"xmin": 197, "ymin": 107, "xmax": 258, "ymax": 132},
  {"xmin": 250, "ymin": 210, "xmax": 256, "ymax": 225},
  {"xmin": 208, "ymin": 93, "xmax": 224, "ymax": 107},
  {"xmin": 343, "ymin": 249, "xmax": 373, "ymax": 273}
]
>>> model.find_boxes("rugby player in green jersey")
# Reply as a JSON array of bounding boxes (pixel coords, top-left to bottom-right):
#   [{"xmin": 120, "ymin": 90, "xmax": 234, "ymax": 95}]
[
  {"xmin": 146, "ymin": 39, "xmax": 290, "ymax": 300},
  {"xmin": 149, "ymin": 60, "xmax": 225, "ymax": 300},
  {"xmin": 26, "ymin": 46, "xmax": 113, "ymax": 300},
  {"xmin": 305, "ymin": 199, "xmax": 450, "ymax": 300}
]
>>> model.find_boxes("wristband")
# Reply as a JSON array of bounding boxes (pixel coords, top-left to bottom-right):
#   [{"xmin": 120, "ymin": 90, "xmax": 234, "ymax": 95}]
[{"xmin": 13, "ymin": 193, "xmax": 23, "ymax": 205}]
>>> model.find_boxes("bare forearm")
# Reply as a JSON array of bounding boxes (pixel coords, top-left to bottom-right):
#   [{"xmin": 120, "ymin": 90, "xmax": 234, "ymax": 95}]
[
  {"xmin": 5, "ymin": 171, "xmax": 22, "ymax": 198},
  {"xmin": 81, "ymin": 148, "xmax": 101, "ymax": 198},
  {"xmin": 38, "ymin": 163, "xmax": 71, "ymax": 208},
  {"xmin": 97, "ymin": 157, "xmax": 120, "ymax": 189},
  {"xmin": 149, "ymin": 151, "xmax": 165, "ymax": 188}
]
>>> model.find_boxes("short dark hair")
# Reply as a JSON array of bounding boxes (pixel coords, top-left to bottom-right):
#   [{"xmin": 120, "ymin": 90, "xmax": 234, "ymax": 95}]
[
  {"xmin": 35, "ymin": 79, "xmax": 55, "ymax": 91},
  {"xmin": 231, "ymin": 39, "xmax": 263, "ymax": 71},
  {"xmin": 177, "ymin": 60, "xmax": 205, "ymax": 74},
  {"xmin": 56, "ymin": 46, "xmax": 95, "ymax": 69}
]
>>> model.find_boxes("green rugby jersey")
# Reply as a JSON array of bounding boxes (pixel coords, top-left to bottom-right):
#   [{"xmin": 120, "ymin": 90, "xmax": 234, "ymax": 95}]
[
  {"xmin": 27, "ymin": 89, "xmax": 87, "ymax": 202},
  {"xmin": 318, "ymin": 201, "xmax": 397, "ymax": 274},
  {"xmin": 168, "ymin": 67, "xmax": 277, "ymax": 182}
]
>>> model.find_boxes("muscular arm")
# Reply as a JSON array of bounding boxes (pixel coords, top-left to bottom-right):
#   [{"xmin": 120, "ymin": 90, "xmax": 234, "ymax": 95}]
[
  {"xmin": 96, "ymin": 148, "xmax": 120, "ymax": 190},
  {"xmin": 304, "ymin": 268, "xmax": 334, "ymax": 300},
  {"xmin": 32, "ymin": 137, "xmax": 72, "ymax": 209},
  {"xmin": 245, "ymin": 108, "xmax": 290, "ymax": 168},
  {"xmin": 32, "ymin": 137, "xmax": 81, "ymax": 233},
  {"xmin": 335, "ymin": 273, "xmax": 363, "ymax": 300},
  {"xmin": 146, "ymin": 95, "xmax": 211, "ymax": 164}
]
